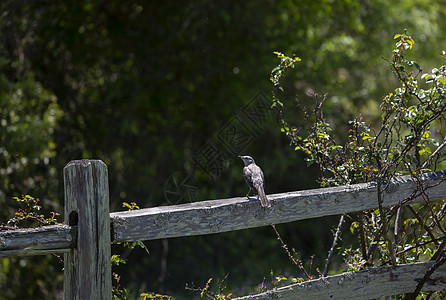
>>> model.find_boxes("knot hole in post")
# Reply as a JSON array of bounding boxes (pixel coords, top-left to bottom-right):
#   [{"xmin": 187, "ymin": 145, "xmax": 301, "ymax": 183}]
[{"xmin": 68, "ymin": 211, "xmax": 78, "ymax": 226}]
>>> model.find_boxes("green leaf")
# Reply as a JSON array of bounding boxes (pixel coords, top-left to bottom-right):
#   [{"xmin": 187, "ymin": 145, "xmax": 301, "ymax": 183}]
[
  {"xmin": 350, "ymin": 221, "xmax": 358, "ymax": 234},
  {"xmin": 271, "ymin": 66, "xmax": 280, "ymax": 74}
]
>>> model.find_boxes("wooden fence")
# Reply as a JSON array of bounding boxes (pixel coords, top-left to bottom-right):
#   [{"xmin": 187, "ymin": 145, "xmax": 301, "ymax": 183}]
[{"xmin": 1, "ymin": 159, "xmax": 446, "ymax": 299}]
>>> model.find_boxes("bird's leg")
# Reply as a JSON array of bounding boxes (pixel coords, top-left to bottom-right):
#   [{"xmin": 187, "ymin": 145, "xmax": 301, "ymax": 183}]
[{"xmin": 245, "ymin": 188, "xmax": 252, "ymax": 198}]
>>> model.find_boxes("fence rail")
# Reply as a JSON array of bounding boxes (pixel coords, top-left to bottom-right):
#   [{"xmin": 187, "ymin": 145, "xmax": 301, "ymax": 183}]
[
  {"xmin": 0, "ymin": 225, "xmax": 75, "ymax": 257},
  {"xmin": 111, "ymin": 170, "xmax": 446, "ymax": 242},
  {"xmin": 237, "ymin": 261, "xmax": 446, "ymax": 299},
  {"xmin": 1, "ymin": 160, "xmax": 445, "ymax": 299}
]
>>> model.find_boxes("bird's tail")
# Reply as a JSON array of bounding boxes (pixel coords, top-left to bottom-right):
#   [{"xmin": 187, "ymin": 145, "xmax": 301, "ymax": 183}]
[{"xmin": 257, "ymin": 185, "xmax": 271, "ymax": 208}]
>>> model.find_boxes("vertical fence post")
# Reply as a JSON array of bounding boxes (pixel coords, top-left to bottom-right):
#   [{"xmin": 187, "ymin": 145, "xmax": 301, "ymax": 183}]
[{"xmin": 63, "ymin": 160, "xmax": 112, "ymax": 299}]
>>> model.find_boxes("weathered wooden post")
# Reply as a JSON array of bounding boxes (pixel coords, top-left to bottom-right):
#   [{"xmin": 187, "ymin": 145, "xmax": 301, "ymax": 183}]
[{"xmin": 63, "ymin": 160, "xmax": 112, "ymax": 299}]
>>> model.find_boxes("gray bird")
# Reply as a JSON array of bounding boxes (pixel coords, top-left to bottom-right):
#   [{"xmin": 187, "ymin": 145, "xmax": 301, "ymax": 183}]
[{"xmin": 239, "ymin": 155, "xmax": 271, "ymax": 207}]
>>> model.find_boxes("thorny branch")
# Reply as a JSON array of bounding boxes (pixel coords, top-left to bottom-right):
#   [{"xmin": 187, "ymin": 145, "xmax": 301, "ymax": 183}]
[
  {"xmin": 270, "ymin": 33, "xmax": 446, "ymax": 298},
  {"xmin": 323, "ymin": 215, "xmax": 345, "ymax": 276},
  {"xmin": 271, "ymin": 224, "xmax": 312, "ymax": 280},
  {"xmin": 404, "ymin": 255, "xmax": 446, "ymax": 300}
]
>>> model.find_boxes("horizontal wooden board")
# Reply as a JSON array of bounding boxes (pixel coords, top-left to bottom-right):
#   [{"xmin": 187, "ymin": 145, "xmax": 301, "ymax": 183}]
[
  {"xmin": 234, "ymin": 261, "xmax": 446, "ymax": 299},
  {"xmin": 111, "ymin": 170, "xmax": 446, "ymax": 242},
  {"xmin": 1, "ymin": 171, "xmax": 445, "ymax": 256},
  {"xmin": 0, "ymin": 225, "xmax": 76, "ymax": 257}
]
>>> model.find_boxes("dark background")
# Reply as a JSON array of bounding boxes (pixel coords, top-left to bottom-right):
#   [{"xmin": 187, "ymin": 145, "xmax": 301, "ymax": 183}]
[{"xmin": 1, "ymin": 0, "xmax": 446, "ymax": 298}]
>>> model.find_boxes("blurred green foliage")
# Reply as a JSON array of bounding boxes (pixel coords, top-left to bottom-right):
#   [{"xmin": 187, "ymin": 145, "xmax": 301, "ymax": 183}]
[{"xmin": 1, "ymin": 0, "xmax": 446, "ymax": 299}]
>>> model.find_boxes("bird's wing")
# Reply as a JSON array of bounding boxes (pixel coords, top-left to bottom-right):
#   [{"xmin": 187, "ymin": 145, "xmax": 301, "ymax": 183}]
[
  {"xmin": 243, "ymin": 166, "xmax": 254, "ymax": 188},
  {"xmin": 249, "ymin": 165, "xmax": 264, "ymax": 187}
]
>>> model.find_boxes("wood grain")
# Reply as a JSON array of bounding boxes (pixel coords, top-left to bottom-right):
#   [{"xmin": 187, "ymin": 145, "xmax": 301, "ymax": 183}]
[
  {"xmin": 0, "ymin": 225, "xmax": 75, "ymax": 257},
  {"xmin": 63, "ymin": 160, "xmax": 112, "ymax": 300},
  {"xmin": 111, "ymin": 170, "xmax": 446, "ymax": 242},
  {"xmin": 234, "ymin": 261, "xmax": 446, "ymax": 299}
]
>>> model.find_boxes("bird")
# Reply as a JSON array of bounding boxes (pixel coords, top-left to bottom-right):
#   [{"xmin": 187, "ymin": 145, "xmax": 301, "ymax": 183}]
[{"xmin": 238, "ymin": 155, "xmax": 271, "ymax": 207}]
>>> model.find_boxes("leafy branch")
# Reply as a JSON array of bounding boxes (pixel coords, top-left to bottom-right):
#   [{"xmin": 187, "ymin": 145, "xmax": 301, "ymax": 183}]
[
  {"xmin": 112, "ymin": 201, "xmax": 168, "ymax": 300},
  {"xmin": 269, "ymin": 32, "xmax": 446, "ymax": 297},
  {"xmin": 185, "ymin": 276, "xmax": 232, "ymax": 300},
  {"xmin": 5, "ymin": 195, "xmax": 61, "ymax": 227}
]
